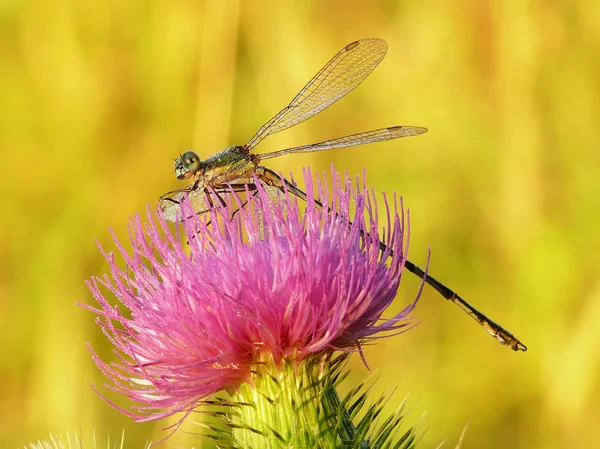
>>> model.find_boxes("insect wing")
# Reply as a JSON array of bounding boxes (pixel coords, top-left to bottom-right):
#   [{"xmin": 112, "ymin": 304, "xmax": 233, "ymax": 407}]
[
  {"xmin": 160, "ymin": 188, "xmax": 218, "ymax": 222},
  {"xmin": 259, "ymin": 126, "xmax": 428, "ymax": 160},
  {"xmin": 245, "ymin": 38, "xmax": 388, "ymax": 151}
]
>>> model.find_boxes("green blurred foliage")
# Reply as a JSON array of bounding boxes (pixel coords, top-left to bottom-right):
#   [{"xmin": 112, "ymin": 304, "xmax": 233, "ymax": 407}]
[{"xmin": 1, "ymin": 0, "xmax": 599, "ymax": 448}]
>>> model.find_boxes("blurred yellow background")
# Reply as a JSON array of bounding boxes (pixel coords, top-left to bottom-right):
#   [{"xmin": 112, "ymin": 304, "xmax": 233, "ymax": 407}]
[{"xmin": 1, "ymin": 0, "xmax": 599, "ymax": 448}]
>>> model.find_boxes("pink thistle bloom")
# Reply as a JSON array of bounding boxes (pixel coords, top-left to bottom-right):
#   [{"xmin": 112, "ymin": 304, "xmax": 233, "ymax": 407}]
[{"xmin": 82, "ymin": 167, "xmax": 424, "ymax": 425}]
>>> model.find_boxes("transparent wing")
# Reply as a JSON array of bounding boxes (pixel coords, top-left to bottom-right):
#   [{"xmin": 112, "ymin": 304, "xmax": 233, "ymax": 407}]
[
  {"xmin": 244, "ymin": 38, "xmax": 388, "ymax": 152},
  {"xmin": 160, "ymin": 182, "xmax": 260, "ymax": 222},
  {"xmin": 159, "ymin": 188, "xmax": 219, "ymax": 222},
  {"xmin": 258, "ymin": 126, "xmax": 428, "ymax": 160}
]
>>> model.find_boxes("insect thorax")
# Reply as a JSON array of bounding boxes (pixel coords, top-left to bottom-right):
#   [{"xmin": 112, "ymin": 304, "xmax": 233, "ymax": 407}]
[{"xmin": 200, "ymin": 146, "xmax": 258, "ymax": 185}]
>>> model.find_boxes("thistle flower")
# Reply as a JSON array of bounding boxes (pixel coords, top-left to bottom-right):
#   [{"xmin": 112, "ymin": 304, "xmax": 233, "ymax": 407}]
[{"xmin": 82, "ymin": 167, "xmax": 425, "ymax": 446}]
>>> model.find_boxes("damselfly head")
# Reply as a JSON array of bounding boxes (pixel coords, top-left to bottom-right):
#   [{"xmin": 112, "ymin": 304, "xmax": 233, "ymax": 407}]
[{"xmin": 175, "ymin": 151, "xmax": 202, "ymax": 180}]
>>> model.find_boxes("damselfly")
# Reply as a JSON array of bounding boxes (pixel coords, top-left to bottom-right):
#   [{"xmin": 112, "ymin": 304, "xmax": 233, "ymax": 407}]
[{"xmin": 160, "ymin": 38, "xmax": 527, "ymax": 352}]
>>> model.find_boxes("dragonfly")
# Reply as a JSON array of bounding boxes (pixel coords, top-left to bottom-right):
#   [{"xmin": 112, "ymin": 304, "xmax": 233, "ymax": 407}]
[{"xmin": 160, "ymin": 38, "xmax": 527, "ymax": 352}]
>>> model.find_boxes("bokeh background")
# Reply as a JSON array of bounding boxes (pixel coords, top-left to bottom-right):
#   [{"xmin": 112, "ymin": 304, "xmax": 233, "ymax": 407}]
[{"xmin": 1, "ymin": 0, "xmax": 599, "ymax": 447}]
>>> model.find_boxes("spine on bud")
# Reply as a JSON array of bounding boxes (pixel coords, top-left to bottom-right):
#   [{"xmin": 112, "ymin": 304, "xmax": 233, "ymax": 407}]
[{"xmin": 229, "ymin": 353, "xmax": 339, "ymax": 448}]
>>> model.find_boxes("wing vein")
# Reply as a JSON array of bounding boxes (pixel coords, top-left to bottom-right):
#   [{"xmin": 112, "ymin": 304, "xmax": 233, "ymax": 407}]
[{"xmin": 245, "ymin": 38, "xmax": 388, "ymax": 151}]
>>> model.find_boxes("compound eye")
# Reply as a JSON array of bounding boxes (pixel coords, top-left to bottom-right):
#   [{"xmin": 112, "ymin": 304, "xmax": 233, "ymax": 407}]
[{"xmin": 181, "ymin": 151, "xmax": 201, "ymax": 172}]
